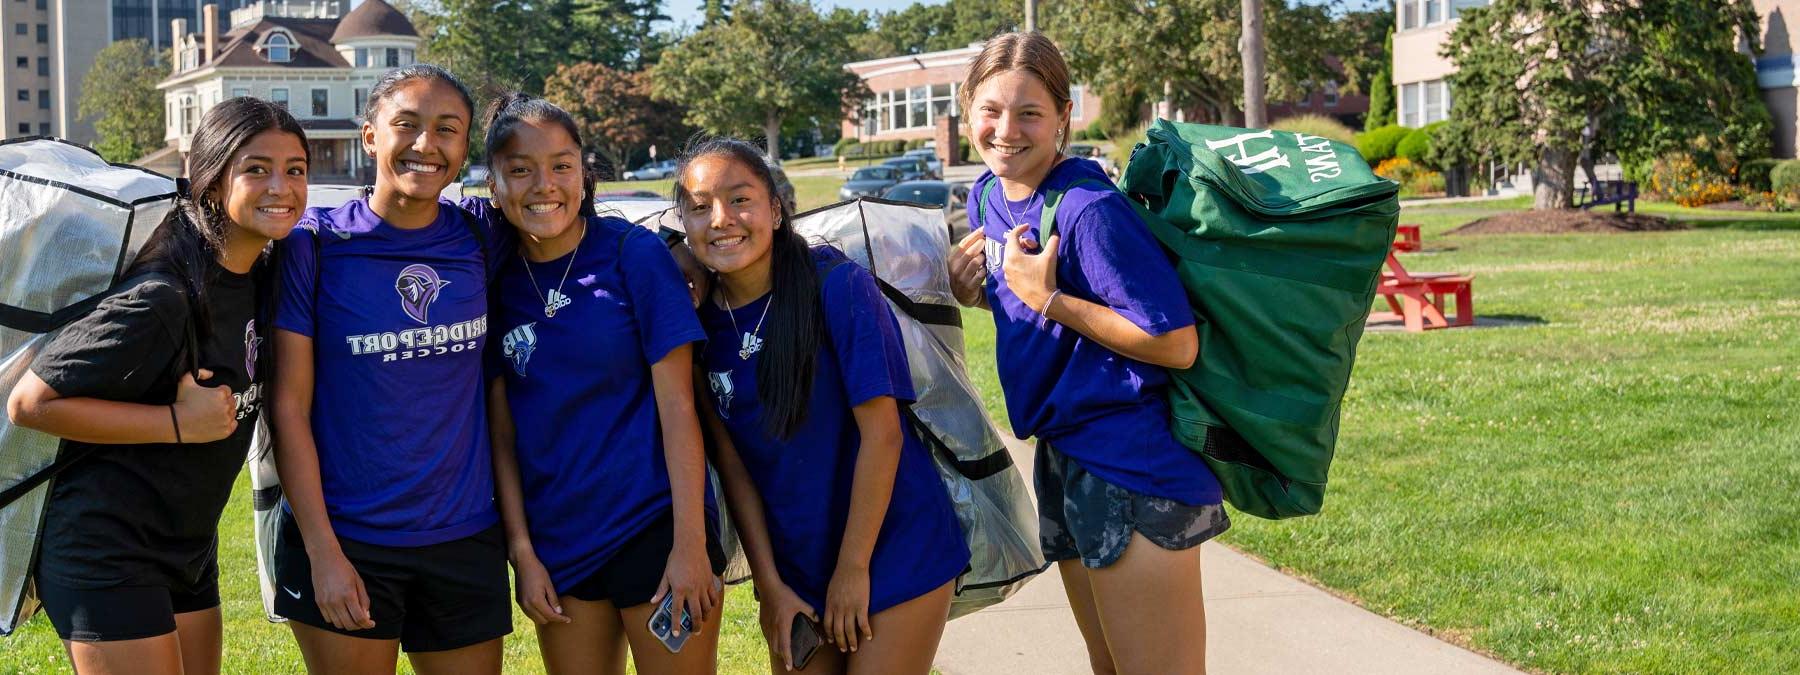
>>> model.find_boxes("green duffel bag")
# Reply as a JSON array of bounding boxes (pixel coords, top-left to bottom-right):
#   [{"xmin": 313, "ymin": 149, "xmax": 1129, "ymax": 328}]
[{"xmin": 1026, "ymin": 119, "xmax": 1397, "ymax": 519}]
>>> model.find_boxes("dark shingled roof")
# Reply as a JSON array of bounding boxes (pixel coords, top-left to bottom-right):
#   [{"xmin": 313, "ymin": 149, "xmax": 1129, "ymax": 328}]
[
  {"xmin": 213, "ymin": 18, "xmax": 348, "ymax": 68},
  {"xmin": 330, "ymin": 0, "xmax": 417, "ymax": 42}
]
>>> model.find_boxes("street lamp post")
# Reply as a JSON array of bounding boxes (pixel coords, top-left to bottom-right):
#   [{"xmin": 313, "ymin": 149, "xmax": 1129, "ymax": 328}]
[
  {"xmin": 1025, "ymin": 0, "xmax": 1037, "ymax": 32},
  {"xmin": 1241, "ymin": 0, "xmax": 1267, "ymax": 128}
]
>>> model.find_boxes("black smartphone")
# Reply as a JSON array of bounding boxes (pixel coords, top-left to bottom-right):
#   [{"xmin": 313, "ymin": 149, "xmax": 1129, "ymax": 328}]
[
  {"xmin": 648, "ymin": 593, "xmax": 695, "ymax": 653},
  {"xmin": 789, "ymin": 614, "xmax": 824, "ymax": 670}
]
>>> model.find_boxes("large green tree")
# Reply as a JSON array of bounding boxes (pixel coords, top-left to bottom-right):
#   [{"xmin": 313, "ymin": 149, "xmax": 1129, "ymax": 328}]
[
  {"xmin": 1048, "ymin": 0, "xmax": 1338, "ymax": 126},
  {"xmin": 422, "ymin": 0, "xmax": 665, "ymax": 95},
  {"xmin": 79, "ymin": 39, "xmax": 165, "ymax": 163},
  {"xmin": 851, "ymin": 0, "xmax": 1015, "ymax": 59},
  {"xmin": 1440, "ymin": 0, "xmax": 1771, "ymax": 210},
  {"xmin": 651, "ymin": 0, "xmax": 867, "ymax": 160}
]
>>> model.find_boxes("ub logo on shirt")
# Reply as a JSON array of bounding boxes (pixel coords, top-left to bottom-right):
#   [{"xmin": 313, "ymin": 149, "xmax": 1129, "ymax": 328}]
[
  {"xmin": 708, "ymin": 371, "xmax": 735, "ymax": 419},
  {"xmin": 983, "ymin": 237, "xmax": 1005, "ymax": 275},
  {"xmin": 503, "ymin": 323, "xmax": 539, "ymax": 377},
  {"xmin": 395, "ymin": 264, "xmax": 451, "ymax": 324},
  {"xmin": 243, "ymin": 319, "xmax": 262, "ymax": 381}
]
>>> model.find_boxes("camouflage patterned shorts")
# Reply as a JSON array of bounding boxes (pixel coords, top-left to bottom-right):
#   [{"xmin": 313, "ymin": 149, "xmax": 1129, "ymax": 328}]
[{"xmin": 1036, "ymin": 441, "xmax": 1230, "ymax": 569}]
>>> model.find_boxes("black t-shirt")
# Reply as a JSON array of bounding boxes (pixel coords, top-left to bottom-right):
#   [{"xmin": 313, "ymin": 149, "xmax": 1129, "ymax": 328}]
[{"xmin": 32, "ymin": 261, "xmax": 264, "ymax": 589}]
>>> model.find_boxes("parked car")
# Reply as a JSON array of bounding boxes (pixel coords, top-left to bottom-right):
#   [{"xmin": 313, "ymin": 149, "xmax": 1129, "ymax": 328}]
[
  {"xmin": 902, "ymin": 147, "xmax": 942, "ymax": 175},
  {"xmin": 839, "ymin": 166, "xmax": 904, "ymax": 200},
  {"xmin": 462, "ymin": 164, "xmax": 490, "ymax": 184},
  {"xmin": 880, "ymin": 156, "xmax": 936, "ymax": 181},
  {"xmin": 881, "ymin": 180, "xmax": 969, "ymax": 235},
  {"xmin": 624, "ymin": 159, "xmax": 677, "ymax": 181}
]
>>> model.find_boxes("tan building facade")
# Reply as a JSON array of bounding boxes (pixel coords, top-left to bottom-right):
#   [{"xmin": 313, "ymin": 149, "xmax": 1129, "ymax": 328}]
[
  {"xmin": 1753, "ymin": 0, "xmax": 1800, "ymax": 157},
  {"xmin": 1, "ymin": 0, "xmax": 107, "ymax": 143},
  {"xmin": 841, "ymin": 44, "xmax": 1103, "ymax": 144}
]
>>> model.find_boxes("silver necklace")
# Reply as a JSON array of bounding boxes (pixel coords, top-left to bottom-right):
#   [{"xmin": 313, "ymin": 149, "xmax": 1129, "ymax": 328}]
[
  {"xmin": 722, "ymin": 287, "xmax": 773, "ymax": 360},
  {"xmin": 520, "ymin": 222, "xmax": 585, "ymax": 318}
]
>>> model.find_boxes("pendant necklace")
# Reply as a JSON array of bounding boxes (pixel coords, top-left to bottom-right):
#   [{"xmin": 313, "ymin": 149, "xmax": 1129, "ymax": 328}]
[
  {"xmin": 521, "ymin": 221, "xmax": 586, "ymax": 318},
  {"xmin": 723, "ymin": 287, "xmax": 773, "ymax": 361}
]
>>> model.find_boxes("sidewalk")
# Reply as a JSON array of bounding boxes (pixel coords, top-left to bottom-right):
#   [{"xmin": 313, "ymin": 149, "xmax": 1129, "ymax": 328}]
[{"xmin": 933, "ymin": 439, "xmax": 1522, "ymax": 675}]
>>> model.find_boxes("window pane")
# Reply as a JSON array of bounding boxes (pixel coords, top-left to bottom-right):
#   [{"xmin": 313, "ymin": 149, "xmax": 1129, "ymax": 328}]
[
  {"xmin": 355, "ymin": 48, "xmax": 367, "ymax": 68},
  {"xmin": 37, "ymin": 122, "xmax": 48, "ymax": 135},
  {"xmin": 271, "ymin": 88, "xmax": 288, "ymax": 111},
  {"xmin": 386, "ymin": 48, "xmax": 399, "ymax": 67},
  {"xmin": 1401, "ymin": 0, "xmax": 1417, "ymax": 29},
  {"xmin": 910, "ymin": 96, "xmax": 927, "ymax": 128},
  {"xmin": 38, "ymin": 90, "xmax": 48, "ymax": 109},
  {"xmin": 1424, "ymin": 79, "xmax": 1444, "ymax": 122},
  {"xmin": 17, "ymin": 124, "xmax": 29, "ymax": 135},
  {"xmin": 232, "ymin": 87, "xmax": 249, "ymax": 98},
  {"xmin": 930, "ymin": 83, "xmax": 950, "ymax": 99},
  {"xmin": 1442, "ymin": 81, "xmax": 1454, "ymax": 117},
  {"xmin": 355, "ymin": 88, "xmax": 368, "ymax": 116},
  {"xmin": 1426, "ymin": 0, "xmax": 1442, "ymax": 24},
  {"xmin": 1071, "ymin": 85, "xmax": 1085, "ymax": 119},
  {"xmin": 932, "ymin": 99, "xmax": 949, "ymax": 120},
  {"xmin": 36, "ymin": 57, "xmax": 45, "ymax": 76},
  {"xmin": 1449, "ymin": 0, "xmax": 1488, "ymax": 19},
  {"xmin": 312, "ymin": 89, "xmax": 328, "ymax": 116},
  {"xmin": 1402, "ymin": 83, "xmax": 1420, "ymax": 127}
]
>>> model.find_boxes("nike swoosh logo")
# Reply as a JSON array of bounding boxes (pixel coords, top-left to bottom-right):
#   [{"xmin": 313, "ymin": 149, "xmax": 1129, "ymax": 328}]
[{"xmin": 283, "ymin": 586, "xmax": 302, "ymax": 599}]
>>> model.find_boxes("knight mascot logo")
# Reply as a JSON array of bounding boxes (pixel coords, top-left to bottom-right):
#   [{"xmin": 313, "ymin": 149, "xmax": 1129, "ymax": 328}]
[
  {"xmin": 707, "ymin": 371, "xmax": 735, "ymax": 419},
  {"xmin": 502, "ymin": 323, "xmax": 538, "ymax": 377},
  {"xmin": 395, "ymin": 264, "xmax": 450, "ymax": 324}
]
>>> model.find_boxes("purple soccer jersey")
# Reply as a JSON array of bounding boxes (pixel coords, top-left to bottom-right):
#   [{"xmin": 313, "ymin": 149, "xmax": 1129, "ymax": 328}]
[
  {"xmin": 698, "ymin": 247, "xmax": 968, "ymax": 615},
  {"xmin": 487, "ymin": 216, "xmax": 712, "ymax": 590},
  {"xmin": 970, "ymin": 158, "xmax": 1221, "ymax": 506},
  {"xmin": 274, "ymin": 197, "xmax": 499, "ymax": 547}
]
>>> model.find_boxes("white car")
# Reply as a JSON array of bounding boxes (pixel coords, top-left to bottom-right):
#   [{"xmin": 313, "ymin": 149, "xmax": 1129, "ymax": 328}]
[{"xmin": 623, "ymin": 159, "xmax": 677, "ymax": 181}]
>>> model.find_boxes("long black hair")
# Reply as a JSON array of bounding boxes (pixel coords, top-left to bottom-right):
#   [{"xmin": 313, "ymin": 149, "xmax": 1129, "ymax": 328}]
[
  {"xmin": 481, "ymin": 91, "xmax": 596, "ymax": 218},
  {"xmin": 125, "ymin": 96, "xmax": 307, "ymax": 344},
  {"xmin": 674, "ymin": 138, "xmax": 821, "ymax": 440}
]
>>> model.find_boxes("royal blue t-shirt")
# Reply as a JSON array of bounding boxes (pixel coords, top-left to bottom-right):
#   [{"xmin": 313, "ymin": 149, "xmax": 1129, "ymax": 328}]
[
  {"xmin": 971, "ymin": 158, "xmax": 1222, "ymax": 506},
  {"xmin": 698, "ymin": 247, "xmax": 969, "ymax": 614},
  {"xmin": 489, "ymin": 215, "xmax": 710, "ymax": 589},
  {"xmin": 275, "ymin": 197, "xmax": 500, "ymax": 547}
]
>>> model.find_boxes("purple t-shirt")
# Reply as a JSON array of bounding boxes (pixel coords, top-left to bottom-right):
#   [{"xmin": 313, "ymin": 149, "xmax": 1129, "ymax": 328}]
[
  {"xmin": 698, "ymin": 247, "xmax": 969, "ymax": 614},
  {"xmin": 489, "ymin": 215, "xmax": 709, "ymax": 589},
  {"xmin": 971, "ymin": 158, "xmax": 1222, "ymax": 506},
  {"xmin": 275, "ymin": 197, "xmax": 499, "ymax": 547}
]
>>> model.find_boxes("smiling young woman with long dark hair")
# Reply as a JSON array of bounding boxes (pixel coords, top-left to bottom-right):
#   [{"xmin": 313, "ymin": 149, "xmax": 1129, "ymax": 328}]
[
  {"xmin": 677, "ymin": 138, "xmax": 969, "ymax": 675},
  {"xmin": 7, "ymin": 96, "xmax": 308, "ymax": 675},
  {"xmin": 478, "ymin": 92, "xmax": 726, "ymax": 675}
]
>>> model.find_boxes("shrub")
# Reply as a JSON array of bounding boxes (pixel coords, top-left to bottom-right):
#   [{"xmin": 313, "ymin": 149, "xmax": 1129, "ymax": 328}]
[
  {"xmin": 1741, "ymin": 190, "xmax": 1791, "ymax": 212},
  {"xmin": 1771, "ymin": 159, "xmax": 1800, "ymax": 197},
  {"xmin": 1083, "ymin": 126, "xmax": 1109, "ymax": 141},
  {"xmin": 1741, "ymin": 158, "xmax": 1782, "ymax": 192},
  {"xmin": 1647, "ymin": 153, "xmax": 1735, "ymax": 207},
  {"xmin": 1375, "ymin": 157, "xmax": 1421, "ymax": 184},
  {"xmin": 833, "ymin": 138, "xmax": 861, "ymax": 158},
  {"xmin": 904, "ymin": 138, "xmax": 927, "ymax": 151},
  {"xmin": 1357, "ymin": 124, "xmax": 1412, "ymax": 164},
  {"xmin": 1271, "ymin": 113, "xmax": 1357, "ymax": 145},
  {"xmin": 1396, "ymin": 123, "xmax": 1442, "ymax": 167}
]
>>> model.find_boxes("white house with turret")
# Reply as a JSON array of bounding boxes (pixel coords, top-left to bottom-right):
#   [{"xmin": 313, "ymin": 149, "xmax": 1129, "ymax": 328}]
[{"xmin": 156, "ymin": 0, "xmax": 420, "ymax": 182}]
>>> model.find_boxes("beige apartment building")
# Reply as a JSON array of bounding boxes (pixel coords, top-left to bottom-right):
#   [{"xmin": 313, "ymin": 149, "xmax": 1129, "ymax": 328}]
[
  {"xmin": 841, "ymin": 44, "xmax": 1104, "ymax": 144},
  {"xmin": 1393, "ymin": 0, "xmax": 1800, "ymax": 158},
  {"xmin": 0, "ymin": 0, "xmax": 107, "ymax": 143}
]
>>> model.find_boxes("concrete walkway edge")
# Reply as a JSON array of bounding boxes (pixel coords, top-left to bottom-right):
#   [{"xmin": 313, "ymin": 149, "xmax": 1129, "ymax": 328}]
[{"xmin": 932, "ymin": 438, "xmax": 1523, "ymax": 675}]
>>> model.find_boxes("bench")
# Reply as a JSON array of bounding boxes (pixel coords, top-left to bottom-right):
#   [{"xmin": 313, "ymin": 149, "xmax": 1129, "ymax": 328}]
[
  {"xmin": 1375, "ymin": 251, "xmax": 1474, "ymax": 331},
  {"xmin": 1393, "ymin": 224, "xmax": 1421, "ymax": 252},
  {"xmin": 1577, "ymin": 180, "xmax": 1638, "ymax": 213}
]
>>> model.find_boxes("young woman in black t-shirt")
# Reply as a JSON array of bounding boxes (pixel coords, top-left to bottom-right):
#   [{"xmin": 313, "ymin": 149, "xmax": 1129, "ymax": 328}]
[{"xmin": 5, "ymin": 97, "xmax": 309, "ymax": 675}]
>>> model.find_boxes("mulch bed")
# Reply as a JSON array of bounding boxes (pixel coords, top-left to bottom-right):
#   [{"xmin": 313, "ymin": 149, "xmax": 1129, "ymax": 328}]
[{"xmin": 1448, "ymin": 209, "xmax": 1688, "ymax": 235}]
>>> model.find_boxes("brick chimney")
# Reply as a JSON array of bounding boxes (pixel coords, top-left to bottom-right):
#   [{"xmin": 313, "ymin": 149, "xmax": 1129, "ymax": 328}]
[
  {"xmin": 202, "ymin": 4, "xmax": 218, "ymax": 65},
  {"xmin": 171, "ymin": 18, "xmax": 188, "ymax": 74}
]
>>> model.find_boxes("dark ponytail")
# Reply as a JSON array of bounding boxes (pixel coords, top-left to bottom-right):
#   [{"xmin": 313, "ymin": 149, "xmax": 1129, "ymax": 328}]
[
  {"xmin": 674, "ymin": 138, "xmax": 822, "ymax": 440},
  {"xmin": 126, "ymin": 96, "xmax": 307, "ymax": 344}
]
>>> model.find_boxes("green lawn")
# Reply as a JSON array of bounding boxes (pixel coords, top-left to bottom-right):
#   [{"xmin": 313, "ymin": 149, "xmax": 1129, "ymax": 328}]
[{"xmin": 6, "ymin": 199, "xmax": 1796, "ymax": 673}]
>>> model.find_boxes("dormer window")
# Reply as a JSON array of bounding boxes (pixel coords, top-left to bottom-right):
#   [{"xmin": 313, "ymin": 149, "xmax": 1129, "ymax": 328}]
[{"xmin": 263, "ymin": 31, "xmax": 293, "ymax": 63}]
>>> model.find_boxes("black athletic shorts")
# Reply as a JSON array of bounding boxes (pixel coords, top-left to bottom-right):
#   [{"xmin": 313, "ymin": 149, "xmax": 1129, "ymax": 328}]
[
  {"xmin": 37, "ymin": 557, "xmax": 220, "ymax": 642},
  {"xmin": 561, "ymin": 510, "xmax": 728, "ymax": 609},
  {"xmin": 272, "ymin": 511, "xmax": 512, "ymax": 652},
  {"xmin": 1036, "ymin": 441, "xmax": 1231, "ymax": 569}
]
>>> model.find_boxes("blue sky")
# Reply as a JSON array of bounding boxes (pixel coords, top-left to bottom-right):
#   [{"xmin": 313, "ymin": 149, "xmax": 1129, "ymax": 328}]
[{"xmin": 657, "ymin": 0, "xmax": 1388, "ymax": 29}]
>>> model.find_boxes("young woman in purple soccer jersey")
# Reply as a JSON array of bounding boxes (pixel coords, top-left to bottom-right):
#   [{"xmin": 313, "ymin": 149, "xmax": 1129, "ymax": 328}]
[
  {"xmin": 268, "ymin": 64, "xmax": 510, "ymax": 675},
  {"xmin": 945, "ymin": 32, "xmax": 1230, "ymax": 675},
  {"xmin": 8, "ymin": 97, "xmax": 308, "ymax": 675},
  {"xmin": 478, "ymin": 91, "xmax": 727, "ymax": 675},
  {"xmin": 676, "ymin": 138, "xmax": 970, "ymax": 675}
]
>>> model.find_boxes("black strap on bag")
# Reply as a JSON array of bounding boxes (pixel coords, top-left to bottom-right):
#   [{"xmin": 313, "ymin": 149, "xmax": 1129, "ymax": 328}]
[{"xmin": 0, "ymin": 277, "xmax": 204, "ymax": 510}]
